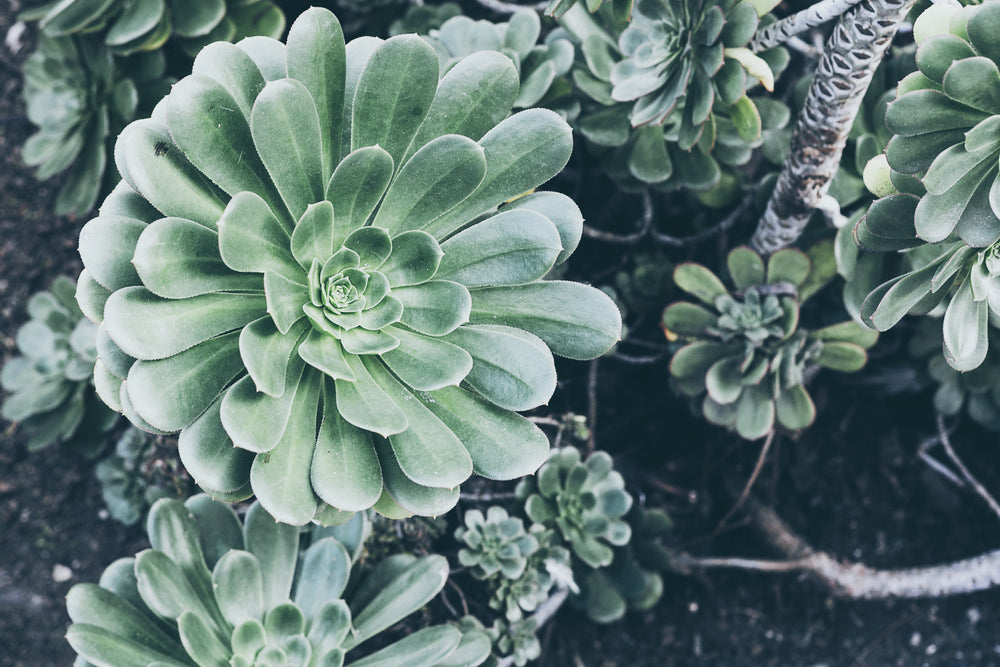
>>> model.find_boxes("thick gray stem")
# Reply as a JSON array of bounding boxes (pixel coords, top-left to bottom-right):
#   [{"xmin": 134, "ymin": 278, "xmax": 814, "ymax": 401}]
[
  {"xmin": 750, "ymin": 0, "xmax": 915, "ymax": 255},
  {"xmin": 749, "ymin": 0, "xmax": 863, "ymax": 51}
]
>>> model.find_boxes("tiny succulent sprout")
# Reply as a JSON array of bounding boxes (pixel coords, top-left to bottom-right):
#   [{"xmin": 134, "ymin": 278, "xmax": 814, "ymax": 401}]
[
  {"xmin": 664, "ymin": 245, "xmax": 878, "ymax": 439},
  {"xmin": 516, "ymin": 447, "xmax": 633, "ymax": 570},
  {"xmin": 76, "ymin": 7, "xmax": 622, "ymax": 525},
  {"xmin": 65, "ymin": 495, "xmax": 492, "ymax": 667},
  {"xmin": 456, "ymin": 506, "xmax": 539, "ymax": 580},
  {"xmin": 487, "ymin": 526, "xmax": 573, "ymax": 621},
  {"xmin": 1, "ymin": 276, "xmax": 117, "ymax": 457},
  {"xmin": 855, "ymin": 2, "xmax": 1000, "ymax": 371}
]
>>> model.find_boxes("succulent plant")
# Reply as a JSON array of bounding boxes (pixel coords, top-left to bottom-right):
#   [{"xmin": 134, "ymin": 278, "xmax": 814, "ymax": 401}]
[
  {"xmin": 546, "ymin": 0, "xmax": 635, "ymax": 22},
  {"xmin": 578, "ymin": 504, "xmax": 670, "ymax": 623},
  {"xmin": 516, "ymin": 448, "xmax": 632, "ymax": 569},
  {"xmin": 26, "ymin": 0, "xmax": 285, "ymax": 56},
  {"xmin": 1, "ymin": 276, "xmax": 117, "ymax": 457},
  {"xmin": 424, "ymin": 11, "xmax": 577, "ymax": 117},
  {"xmin": 390, "ymin": 2, "xmax": 463, "ymax": 37},
  {"xmin": 457, "ymin": 507, "xmax": 539, "ymax": 581},
  {"xmin": 487, "ymin": 526, "xmax": 573, "ymax": 622},
  {"xmin": 76, "ymin": 7, "xmax": 622, "ymax": 525},
  {"xmin": 908, "ymin": 318, "xmax": 1000, "ymax": 430},
  {"xmin": 66, "ymin": 494, "xmax": 492, "ymax": 667},
  {"xmin": 487, "ymin": 617, "xmax": 541, "ymax": 667},
  {"xmin": 663, "ymin": 244, "xmax": 878, "ymax": 439},
  {"xmin": 854, "ymin": 2, "xmax": 1000, "ymax": 372},
  {"xmin": 93, "ymin": 427, "xmax": 173, "ymax": 525},
  {"xmin": 559, "ymin": 3, "xmax": 789, "ymax": 192},
  {"xmin": 21, "ymin": 33, "xmax": 171, "ymax": 216}
]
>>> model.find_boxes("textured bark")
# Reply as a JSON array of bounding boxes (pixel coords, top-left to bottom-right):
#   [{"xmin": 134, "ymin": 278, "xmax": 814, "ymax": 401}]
[
  {"xmin": 749, "ymin": 0, "xmax": 863, "ymax": 52},
  {"xmin": 750, "ymin": 0, "xmax": 915, "ymax": 254},
  {"xmin": 672, "ymin": 498, "xmax": 1000, "ymax": 599}
]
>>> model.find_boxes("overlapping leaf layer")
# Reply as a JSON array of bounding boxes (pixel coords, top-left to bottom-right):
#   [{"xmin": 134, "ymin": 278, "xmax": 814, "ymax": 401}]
[{"xmin": 77, "ymin": 7, "xmax": 622, "ymax": 525}]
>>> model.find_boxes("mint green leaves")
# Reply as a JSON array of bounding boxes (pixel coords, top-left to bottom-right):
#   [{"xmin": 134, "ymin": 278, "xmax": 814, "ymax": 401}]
[
  {"xmin": 79, "ymin": 7, "xmax": 621, "ymax": 525},
  {"xmin": 66, "ymin": 496, "xmax": 491, "ymax": 667}
]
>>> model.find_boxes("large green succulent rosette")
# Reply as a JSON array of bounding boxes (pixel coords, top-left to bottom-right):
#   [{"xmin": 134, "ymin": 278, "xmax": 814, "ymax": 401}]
[{"xmin": 76, "ymin": 8, "xmax": 622, "ymax": 525}]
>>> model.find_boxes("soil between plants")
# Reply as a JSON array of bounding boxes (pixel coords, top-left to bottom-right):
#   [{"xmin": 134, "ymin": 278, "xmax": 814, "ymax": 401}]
[{"xmin": 2, "ymin": 2, "xmax": 1000, "ymax": 666}]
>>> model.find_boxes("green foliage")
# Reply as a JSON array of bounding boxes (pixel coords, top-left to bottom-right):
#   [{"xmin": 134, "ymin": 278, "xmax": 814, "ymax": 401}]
[
  {"xmin": 21, "ymin": 33, "xmax": 170, "ymax": 216},
  {"xmin": 456, "ymin": 507, "xmax": 539, "ymax": 580},
  {"xmin": 77, "ymin": 7, "xmax": 622, "ymax": 525},
  {"xmin": 546, "ymin": 0, "xmax": 635, "ymax": 22},
  {"xmin": 910, "ymin": 319, "xmax": 1000, "ymax": 430},
  {"xmin": 517, "ymin": 448, "xmax": 632, "ymax": 570},
  {"xmin": 1, "ymin": 276, "xmax": 117, "ymax": 457},
  {"xmin": 424, "ymin": 10, "xmax": 578, "ymax": 117},
  {"xmin": 93, "ymin": 427, "xmax": 172, "ymax": 525},
  {"xmin": 664, "ymin": 245, "xmax": 877, "ymax": 439},
  {"xmin": 390, "ymin": 2, "xmax": 463, "ymax": 37},
  {"xmin": 855, "ymin": 2, "xmax": 1000, "ymax": 372},
  {"xmin": 487, "ymin": 527, "xmax": 572, "ymax": 622},
  {"xmin": 66, "ymin": 495, "xmax": 492, "ymax": 667},
  {"xmin": 558, "ymin": 2, "xmax": 790, "ymax": 192}
]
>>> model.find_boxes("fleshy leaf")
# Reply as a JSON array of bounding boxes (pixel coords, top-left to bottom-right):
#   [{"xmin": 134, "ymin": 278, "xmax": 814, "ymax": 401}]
[
  {"xmin": 312, "ymin": 387, "xmax": 383, "ymax": 512},
  {"xmin": 325, "ymin": 146, "xmax": 394, "ymax": 249},
  {"xmin": 379, "ymin": 326, "xmax": 473, "ymax": 391},
  {"xmin": 395, "ymin": 281, "xmax": 471, "ymax": 336}
]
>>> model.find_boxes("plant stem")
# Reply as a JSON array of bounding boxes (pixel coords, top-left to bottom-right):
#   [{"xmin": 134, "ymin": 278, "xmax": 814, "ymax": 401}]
[
  {"xmin": 749, "ymin": 0, "xmax": 864, "ymax": 52},
  {"xmin": 473, "ymin": 0, "xmax": 547, "ymax": 14},
  {"xmin": 673, "ymin": 495, "xmax": 1000, "ymax": 599},
  {"xmin": 750, "ymin": 0, "xmax": 915, "ymax": 254}
]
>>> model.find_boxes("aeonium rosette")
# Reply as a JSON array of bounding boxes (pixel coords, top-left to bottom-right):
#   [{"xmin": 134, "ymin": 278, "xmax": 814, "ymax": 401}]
[{"xmin": 75, "ymin": 7, "xmax": 622, "ymax": 525}]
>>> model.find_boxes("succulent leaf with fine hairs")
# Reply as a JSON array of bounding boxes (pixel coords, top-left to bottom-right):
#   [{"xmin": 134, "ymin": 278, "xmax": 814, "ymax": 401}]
[
  {"xmin": 65, "ymin": 495, "xmax": 492, "ymax": 667},
  {"xmin": 78, "ymin": 7, "xmax": 622, "ymax": 525}
]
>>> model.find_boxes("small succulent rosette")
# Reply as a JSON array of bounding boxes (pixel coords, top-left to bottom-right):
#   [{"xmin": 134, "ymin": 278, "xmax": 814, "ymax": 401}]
[
  {"xmin": 456, "ymin": 506, "xmax": 539, "ymax": 581},
  {"xmin": 1, "ymin": 276, "xmax": 117, "ymax": 457},
  {"xmin": 854, "ymin": 2, "xmax": 1000, "ymax": 372},
  {"xmin": 77, "ymin": 7, "xmax": 622, "ymax": 525},
  {"xmin": 557, "ymin": 1, "xmax": 789, "ymax": 192},
  {"xmin": 26, "ymin": 0, "xmax": 285, "ymax": 57},
  {"xmin": 66, "ymin": 495, "xmax": 491, "ymax": 667},
  {"xmin": 424, "ymin": 10, "xmax": 577, "ymax": 117},
  {"xmin": 516, "ymin": 448, "xmax": 632, "ymax": 570},
  {"xmin": 663, "ymin": 245, "xmax": 878, "ymax": 439}
]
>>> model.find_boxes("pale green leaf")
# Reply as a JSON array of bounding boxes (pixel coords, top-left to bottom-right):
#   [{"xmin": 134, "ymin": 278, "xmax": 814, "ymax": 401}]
[
  {"xmin": 312, "ymin": 386, "xmax": 383, "ymax": 512},
  {"xmin": 325, "ymin": 146, "xmax": 394, "ymax": 249}
]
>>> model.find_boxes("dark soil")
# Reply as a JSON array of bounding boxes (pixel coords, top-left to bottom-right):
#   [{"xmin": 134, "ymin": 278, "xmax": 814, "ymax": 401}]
[{"xmin": 2, "ymin": 2, "xmax": 1000, "ymax": 666}]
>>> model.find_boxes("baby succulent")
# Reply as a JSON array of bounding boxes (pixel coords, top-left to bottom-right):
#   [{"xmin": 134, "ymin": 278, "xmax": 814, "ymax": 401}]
[
  {"xmin": 487, "ymin": 617, "xmax": 541, "ymax": 667},
  {"xmin": 66, "ymin": 494, "xmax": 492, "ymax": 667},
  {"xmin": 516, "ymin": 447, "xmax": 632, "ymax": 569},
  {"xmin": 93, "ymin": 427, "xmax": 173, "ymax": 525},
  {"xmin": 76, "ymin": 7, "xmax": 622, "ymax": 525},
  {"xmin": 1, "ymin": 276, "xmax": 117, "ymax": 457},
  {"xmin": 424, "ymin": 10, "xmax": 577, "ymax": 116},
  {"xmin": 456, "ymin": 506, "xmax": 539, "ymax": 580},
  {"xmin": 487, "ymin": 527, "xmax": 573, "ymax": 621},
  {"xmin": 663, "ymin": 245, "xmax": 878, "ymax": 439},
  {"xmin": 855, "ymin": 2, "xmax": 1000, "ymax": 371}
]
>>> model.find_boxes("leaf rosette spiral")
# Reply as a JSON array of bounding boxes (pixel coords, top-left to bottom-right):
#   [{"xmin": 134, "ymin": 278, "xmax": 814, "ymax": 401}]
[
  {"xmin": 66, "ymin": 495, "xmax": 491, "ymax": 667},
  {"xmin": 76, "ymin": 7, "xmax": 622, "ymax": 525}
]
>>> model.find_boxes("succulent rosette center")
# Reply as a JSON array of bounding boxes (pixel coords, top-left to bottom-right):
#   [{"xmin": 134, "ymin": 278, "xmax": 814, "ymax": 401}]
[{"xmin": 75, "ymin": 7, "xmax": 622, "ymax": 526}]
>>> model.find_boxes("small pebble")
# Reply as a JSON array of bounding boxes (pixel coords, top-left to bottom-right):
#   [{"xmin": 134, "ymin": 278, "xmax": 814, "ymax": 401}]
[
  {"xmin": 52, "ymin": 564, "xmax": 73, "ymax": 583},
  {"xmin": 910, "ymin": 632, "xmax": 922, "ymax": 647}
]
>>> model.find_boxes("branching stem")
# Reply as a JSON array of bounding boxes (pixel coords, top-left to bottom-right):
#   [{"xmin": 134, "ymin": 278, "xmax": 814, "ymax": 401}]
[{"xmin": 749, "ymin": 0, "xmax": 864, "ymax": 51}]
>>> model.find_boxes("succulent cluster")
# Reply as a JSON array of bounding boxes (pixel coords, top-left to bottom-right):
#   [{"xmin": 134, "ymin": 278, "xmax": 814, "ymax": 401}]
[
  {"xmin": 77, "ymin": 7, "xmax": 621, "ymax": 525},
  {"xmin": 457, "ymin": 507, "xmax": 539, "ymax": 581},
  {"xmin": 1, "ymin": 276, "xmax": 117, "ymax": 457},
  {"xmin": 425, "ymin": 11, "xmax": 577, "ymax": 117},
  {"xmin": 67, "ymin": 495, "xmax": 491, "ymax": 667},
  {"xmin": 855, "ymin": 2, "xmax": 1000, "ymax": 371},
  {"xmin": 559, "ymin": 1, "xmax": 789, "ymax": 193},
  {"xmin": 664, "ymin": 245, "xmax": 878, "ymax": 439}
]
